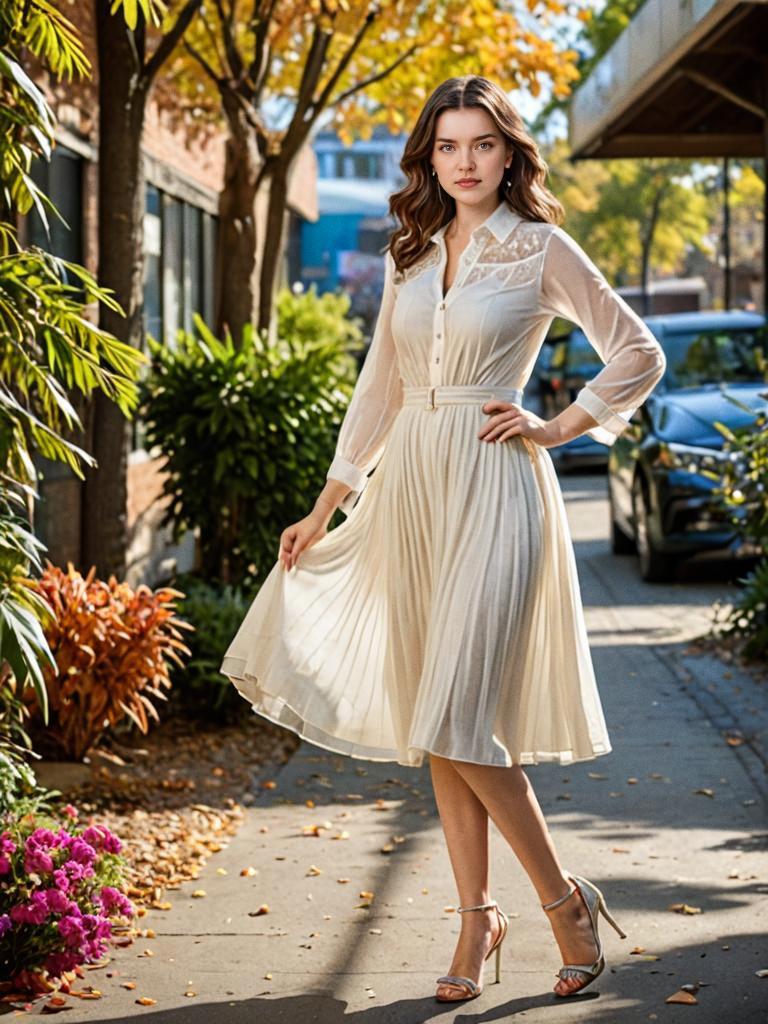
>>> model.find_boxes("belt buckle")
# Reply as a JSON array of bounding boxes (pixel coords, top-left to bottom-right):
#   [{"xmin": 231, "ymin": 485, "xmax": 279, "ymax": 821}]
[{"xmin": 425, "ymin": 386, "xmax": 437, "ymax": 411}]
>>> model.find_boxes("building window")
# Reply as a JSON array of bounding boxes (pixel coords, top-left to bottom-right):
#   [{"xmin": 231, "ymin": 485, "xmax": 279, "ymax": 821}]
[
  {"xmin": 142, "ymin": 187, "xmax": 217, "ymax": 350},
  {"xmin": 143, "ymin": 186, "xmax": 162, "ymax": 343},
  {"xmin": 135, "ymin": 185, "xmax": 218, "ymax": 451},
  {"xmin": 28, "ymin": 144, "xmax": 83, "ymax": 268}
]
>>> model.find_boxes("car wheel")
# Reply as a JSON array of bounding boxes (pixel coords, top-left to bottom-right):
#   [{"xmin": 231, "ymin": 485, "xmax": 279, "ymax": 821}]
[
  {"xmin": 609, "ymin": 482, "xmax": 635, "ymax": 555},
  {"xmin": 632, "ymin": 474, "xmax": 674, "ymax": 582}
]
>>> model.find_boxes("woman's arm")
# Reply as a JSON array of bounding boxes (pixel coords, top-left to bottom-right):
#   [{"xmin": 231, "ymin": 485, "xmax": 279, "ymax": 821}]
[
  {"xmin": 323, "ymin": 248, "xmax": 404, "ymax": 515},
  {"xmin": 538, "ymin": 226, "xmax": 667, "ymax": 446}
]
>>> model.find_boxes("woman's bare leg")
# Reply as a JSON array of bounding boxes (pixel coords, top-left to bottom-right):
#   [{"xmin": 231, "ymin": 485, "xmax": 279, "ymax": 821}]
[
  {"xmin": 447, "ymin": 758, "xmax": 600, "ymax": 996},
  {"xmin": 429, "ymin": 753, "xmax": 507, "ymax": 999}
]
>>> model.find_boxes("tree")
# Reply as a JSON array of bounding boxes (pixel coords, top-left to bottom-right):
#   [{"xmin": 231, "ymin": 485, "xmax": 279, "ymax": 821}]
[
  {"xmin": 543, "ymin": 136, "xmax": 713, "ymax": 313},
  {"xmin": 169, "ymin": 0, "xmax": 589, "ymax": 342},
  {"xmin": 81, "ymin": 0, "xmax": 203, "ymax": 580}
]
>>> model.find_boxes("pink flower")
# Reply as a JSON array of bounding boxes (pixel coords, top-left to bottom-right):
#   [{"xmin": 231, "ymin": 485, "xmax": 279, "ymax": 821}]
[
  {"xmin": 0, "ymin": 831, "xmax": 17, "ymax": 875},
  {"xmin": 57, "ymin": 913, "xmax": 86, "ymax": 949},
  {"xmin": 81, "ymin": 824, "xmax": 122, "ymax": 855},
  {"xmin": 62, "ymin": 858, "xmax": 93, "ymax": 883},
  {"xmin": 24, "ymin": 828, "xmax": 61, "ymax": 874},
  {"xmin": 52, "ymin": 868, "xmax": 70, "ymax": 892},
  {"xmin": 97, "ymin": 885, "xmax": 135, "ymax": 919},
  {"xmin": 10, "ymin": 892, "xmax": 50, "ymax": 925},
  {"xmin": 62, "ymin": 804, "xmax": 79, "ymax": 820},
  {"xmin": 80, "ymin": 913, "xmax": 112, "ymax": 959},
  {"xmin": 0, "ymin": 913, "xmax": 11, "ymax": 936},
  {"xmin": 65, "ymin": 837, "xmax": 96, "ymax": 867},
  {"xmin": 44, "ymin": 950, "xmax": 80, "ymax": 977},
  {"xmin": 43, "ymin": 887, "xmax": 70, "ymax": 914}
]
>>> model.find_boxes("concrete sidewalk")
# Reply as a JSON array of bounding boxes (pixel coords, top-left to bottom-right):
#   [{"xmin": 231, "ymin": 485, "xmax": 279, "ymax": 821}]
[{"xmin": 42, "ymin": 473, "xmax": 767, "ymax": 1023}]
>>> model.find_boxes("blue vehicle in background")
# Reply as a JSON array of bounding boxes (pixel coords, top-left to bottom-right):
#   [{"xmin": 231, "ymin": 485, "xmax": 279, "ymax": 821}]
[
  {"xmin": 537, "ymin": 328, "xmax": 613, "ymax": 471},
  {"xmin": 606, "ymin": 310, "xmax": 767, "ymax": 581}
]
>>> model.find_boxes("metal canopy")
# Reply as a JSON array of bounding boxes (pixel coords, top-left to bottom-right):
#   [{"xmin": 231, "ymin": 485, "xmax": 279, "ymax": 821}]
[{"xmin": 568, "ymin": 0, "xmax": 768, "ymax": 310}]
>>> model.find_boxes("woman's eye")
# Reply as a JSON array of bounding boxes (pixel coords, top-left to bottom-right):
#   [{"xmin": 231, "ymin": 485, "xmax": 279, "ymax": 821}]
[{"xmin": 438, "ymin": 142, "xmax": 492, "ymax": 152}]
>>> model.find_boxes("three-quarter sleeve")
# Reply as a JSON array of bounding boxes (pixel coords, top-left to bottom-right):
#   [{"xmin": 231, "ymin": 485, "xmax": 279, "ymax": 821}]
[
  {"xmin": 538, "ymin": 225, "xmax": 667, "ymax": 446},
  {"xmin": 326, "ymin": 248, "xmax": 404, "ymax": 514}
]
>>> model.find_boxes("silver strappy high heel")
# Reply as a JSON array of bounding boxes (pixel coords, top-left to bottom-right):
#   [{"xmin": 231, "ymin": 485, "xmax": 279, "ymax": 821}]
[
  {"xmin": 542, "ymin": 872, "xmax": 627, "ymax": 996},
  {"xmin": 435, "ymin": 899, "xmax": 509, "ymax": 1002}
]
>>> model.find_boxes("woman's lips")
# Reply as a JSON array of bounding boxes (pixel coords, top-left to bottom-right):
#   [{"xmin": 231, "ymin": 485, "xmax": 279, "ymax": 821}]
[{"xmin": 456, "ymin": 180, "xmax": 480, "ymax": 188}]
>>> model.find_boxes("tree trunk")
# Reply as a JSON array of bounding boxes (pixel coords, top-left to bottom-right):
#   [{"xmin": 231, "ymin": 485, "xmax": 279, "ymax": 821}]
[
  {"xmin": 81, "ymin": 4, "xmax": 149, "ymax": 579},
  {"xmin": 257, "ymin": 158, "xmax": 289, "ymax": 335},
  {"xmin": 215, "ymin": 90, "xmax": 263, "ymax": 342}
]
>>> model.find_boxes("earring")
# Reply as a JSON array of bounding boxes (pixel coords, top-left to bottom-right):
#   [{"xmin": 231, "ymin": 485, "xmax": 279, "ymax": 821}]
[{"xmin": 431, "ymin": 168, "xmax": 436, "ymax": 175}]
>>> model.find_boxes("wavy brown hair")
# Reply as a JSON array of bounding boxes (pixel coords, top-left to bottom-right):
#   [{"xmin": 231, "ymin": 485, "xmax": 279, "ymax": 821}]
[{"xmin": 387, "ymin": 75, "xmax": 565, "ymax": 274}]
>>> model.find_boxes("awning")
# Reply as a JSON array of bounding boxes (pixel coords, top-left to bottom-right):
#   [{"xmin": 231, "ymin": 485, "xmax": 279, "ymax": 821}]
[{"xmin": 568, "ymin": 0, "xmax": 767, "ymax": 312}]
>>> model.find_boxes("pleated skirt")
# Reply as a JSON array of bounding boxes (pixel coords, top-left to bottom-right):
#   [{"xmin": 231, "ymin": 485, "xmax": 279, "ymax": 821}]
[{"xmin": 219, "ymin": 384, "xmax": 612, "ymax": 768}]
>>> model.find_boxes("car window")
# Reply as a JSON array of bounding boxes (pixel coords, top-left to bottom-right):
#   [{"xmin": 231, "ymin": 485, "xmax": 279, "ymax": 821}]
[
  {"xmin": 661, "ymin": 326, "xmax": 768, "ymax": 388},
  {"xmin": 565, "ymin": 331, "xmax": 603, "ymax": 375}
]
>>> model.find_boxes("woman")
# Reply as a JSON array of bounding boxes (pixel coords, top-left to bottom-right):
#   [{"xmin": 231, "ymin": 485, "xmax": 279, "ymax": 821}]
[{"xmin": 220, "ymin": 75, "xmax": 666, "ymax": 1002}]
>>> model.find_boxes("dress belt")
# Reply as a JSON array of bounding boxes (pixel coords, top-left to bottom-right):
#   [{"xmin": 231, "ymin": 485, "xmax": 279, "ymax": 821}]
[{"xmin": 402, "ymin": 384, "xmax": 524, "ymax": 411}]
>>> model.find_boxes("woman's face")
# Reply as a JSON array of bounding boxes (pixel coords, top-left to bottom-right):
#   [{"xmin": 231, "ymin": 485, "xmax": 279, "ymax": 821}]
[{"xmin": 431, "ymin": 106, "xmax": 512, "ymax": 212}]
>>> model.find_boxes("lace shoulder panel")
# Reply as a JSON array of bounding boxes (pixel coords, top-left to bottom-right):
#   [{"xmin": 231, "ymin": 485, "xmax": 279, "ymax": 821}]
[
  {"xmin": 392, "ymin": 244, "xmax": 440, "ymax": 287},
  {"xmin": 464, "ymin": 220, "xmax": 553, "ymax": 289}
]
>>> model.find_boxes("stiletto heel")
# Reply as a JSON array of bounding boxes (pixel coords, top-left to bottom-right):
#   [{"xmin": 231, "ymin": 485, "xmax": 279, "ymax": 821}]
[
  {"xmin": 541, "ymin": 871, "xmax": 627, "ymax": 997},
  {"xmin": 435, "ymin": 899, "xmax": 509, "ymax": 1001}
]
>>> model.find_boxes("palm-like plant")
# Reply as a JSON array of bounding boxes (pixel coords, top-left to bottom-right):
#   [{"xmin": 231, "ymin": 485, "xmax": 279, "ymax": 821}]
[{"xmin": 0, "ymin": 1, "xmax": 146, "ymax": 788}]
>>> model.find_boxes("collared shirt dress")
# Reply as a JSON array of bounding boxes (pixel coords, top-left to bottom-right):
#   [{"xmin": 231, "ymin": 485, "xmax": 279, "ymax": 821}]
[{"xmin": 219, "ymin": 198, "xmax": 667, "ymax": 768}]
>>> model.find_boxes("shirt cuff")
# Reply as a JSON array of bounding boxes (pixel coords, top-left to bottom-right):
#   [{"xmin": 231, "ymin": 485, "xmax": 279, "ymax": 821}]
[
  {"xmin": 326, "ymin": 456, "xmax": 369, "ymax": 516},
  {"xmin": 574, "ymin": 385, "xmax": 632, "ymax": 446}
]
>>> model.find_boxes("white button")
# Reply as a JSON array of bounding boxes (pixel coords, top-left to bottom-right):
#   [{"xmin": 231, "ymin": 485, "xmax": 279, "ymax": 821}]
[{"xmin": 436, "ymin": 332, "xmax": 441, "ymax": 338}]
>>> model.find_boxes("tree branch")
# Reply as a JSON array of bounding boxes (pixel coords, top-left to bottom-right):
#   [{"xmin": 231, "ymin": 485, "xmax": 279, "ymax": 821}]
[
  {"xmin": 183, "ymin": 38, "xmax": 223, "ymax": 86},
  {"xmin": 329, "ymin": 40, "xmax": 420, "ymax": 108},
  {"xmin": 249, "ymin": 0, "xmax": 280, "ymax": 100},
  {"xmin": 143, "ymin": 0, "xmax": 203, "ymax": 85},
  {"xmin": 213, "ymin": 0, "xmax": 244, "ymax": 81},
  {"xmin": 310, "ymin": 7, "xmax": 378, "ymax": 119}
]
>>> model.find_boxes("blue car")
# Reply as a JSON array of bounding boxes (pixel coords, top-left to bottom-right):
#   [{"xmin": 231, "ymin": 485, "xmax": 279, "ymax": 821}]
[{"xmin": 607, "ymin": 310, "xmax": 767, "ymax": 581}]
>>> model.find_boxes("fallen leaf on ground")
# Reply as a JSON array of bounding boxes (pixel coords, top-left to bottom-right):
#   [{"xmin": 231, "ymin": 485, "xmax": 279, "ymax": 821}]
[
  {"xmin": 668, "ymin": 903, "xmax": 701, "ymax": 914},
  {"xmin": 666, "ymin": 990, "xmax": 698, "ymax": 1004}
]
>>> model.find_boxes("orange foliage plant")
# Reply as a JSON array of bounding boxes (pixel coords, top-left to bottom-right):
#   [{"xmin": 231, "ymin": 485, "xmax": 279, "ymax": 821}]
[{"xmin": 23, "ymin": 562, "xmax": 193, "ymax": 760}]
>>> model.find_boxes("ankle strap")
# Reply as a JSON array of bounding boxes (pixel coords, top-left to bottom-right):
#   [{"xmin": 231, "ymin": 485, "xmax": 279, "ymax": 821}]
[
  {"xmin": 457, "ymin": 900, "xmax": 498, "ymax": 913},
  {"xmin": 542, "ymin": 884, "xmax": 576, "ymax": 911}
]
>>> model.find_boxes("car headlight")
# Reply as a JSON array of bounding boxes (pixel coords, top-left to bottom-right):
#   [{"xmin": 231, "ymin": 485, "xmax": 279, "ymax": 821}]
[{"xmin": 657, "ymin": 441, "xmax": 743, "ymax": 476}]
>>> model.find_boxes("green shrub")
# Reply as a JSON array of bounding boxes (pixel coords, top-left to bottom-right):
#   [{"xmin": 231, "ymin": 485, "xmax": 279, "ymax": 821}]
[
  {"xmin": 705, "ymin": 386, "xmax": 768, "ymax": 661},
  {"xmin": 140, "ymin": 292, "xmax": 363, "ymax": 588},
  {"xmin": 714, "ymin": 558, "xmax": 768, "ymax": 661}
]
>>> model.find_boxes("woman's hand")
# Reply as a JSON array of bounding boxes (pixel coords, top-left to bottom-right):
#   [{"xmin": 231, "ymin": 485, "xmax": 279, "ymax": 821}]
[
  {"xmin": 479, "ymin": 399, "xmax": 562, "ymax": 449},
  {"xmin": 278, "ymin": 499, "xmax": 335, "ymax": 571}
]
